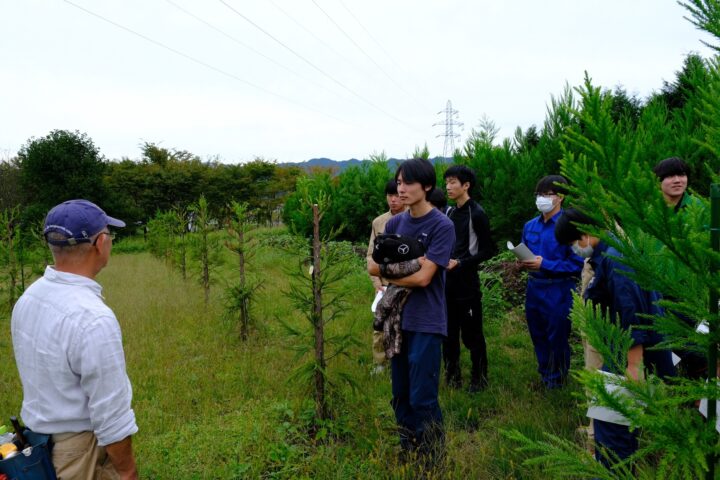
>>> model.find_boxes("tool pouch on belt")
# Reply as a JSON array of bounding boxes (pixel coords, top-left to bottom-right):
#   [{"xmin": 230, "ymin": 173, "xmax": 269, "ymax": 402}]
[{"xmin": 0, "ymin": 430, "xmax": 57, "ymax": 480}]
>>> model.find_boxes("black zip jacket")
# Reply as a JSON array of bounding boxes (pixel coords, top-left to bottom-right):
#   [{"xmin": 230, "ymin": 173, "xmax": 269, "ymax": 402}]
[{"xmin": 446, "ymin": 198, "xmax": 495, "ymax": 299}]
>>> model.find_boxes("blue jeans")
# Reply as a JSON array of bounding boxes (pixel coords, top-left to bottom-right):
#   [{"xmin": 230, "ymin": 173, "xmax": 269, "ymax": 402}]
[{"xmin": 391, "ymin": 331, "xmax": 444, "ymax": 453}]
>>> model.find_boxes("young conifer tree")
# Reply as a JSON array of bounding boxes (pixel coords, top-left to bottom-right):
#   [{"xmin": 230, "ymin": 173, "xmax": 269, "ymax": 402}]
[
  {"xmin": 224, "ymin": 201, "xmax": 261, "ymax": 341},
  {"xmin": 281, "ymin": 188, "xmax": 359, "ymax": 424},
  {"xmin": 189, "ymin": 195, "xmax": 223, "ymax": 307}
]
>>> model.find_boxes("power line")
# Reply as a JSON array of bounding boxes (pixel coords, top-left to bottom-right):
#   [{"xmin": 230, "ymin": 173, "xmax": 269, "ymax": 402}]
[
  {"xmin": 267, "ymin": 0, "xmax": 351, "ymax": 68},
  {"xmin": 61, "ymin": 0, "xmax": 351, "ymax": 126},
  {"xmin": 336, "ymin": 0, "xmax": 399, "ymax": 67},
  {"xmin": 164, "ymin": 0, "xmax": 341, "ymax": 99},
  {"xmin": 219, "ymin": 0, "xmax": 423, "ymax": 134},
  {"xmin": 309, "ymin": 0, "xmax": 423, "ymax": 110}
]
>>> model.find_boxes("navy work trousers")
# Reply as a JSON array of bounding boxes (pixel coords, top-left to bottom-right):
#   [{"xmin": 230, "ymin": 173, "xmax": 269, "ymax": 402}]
[
  {"xmin": 391, "ymin": 330, "xmax": 444, "ymax": 453},
  {"xmin": 525, "ymin": 277, "xmax": 575, "ymax": 388}
]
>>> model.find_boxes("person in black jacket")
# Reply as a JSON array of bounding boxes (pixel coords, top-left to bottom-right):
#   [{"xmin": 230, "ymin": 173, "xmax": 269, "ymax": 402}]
[{"xmin": 443, "ymin": 165, "xmax": 495, "ymax": 391}]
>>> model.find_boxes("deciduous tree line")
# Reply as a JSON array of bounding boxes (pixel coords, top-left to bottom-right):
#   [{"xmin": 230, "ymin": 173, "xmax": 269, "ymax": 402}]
[{"xmin": 0, "ymin": 135, "xmax": 303, "ymax": 231}]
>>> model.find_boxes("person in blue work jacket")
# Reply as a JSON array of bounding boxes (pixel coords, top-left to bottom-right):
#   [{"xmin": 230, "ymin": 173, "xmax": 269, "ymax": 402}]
[
  {"xmin": 520, "ymin": 175, "xmax": 584, "ymax": 389},
  {"xmin": 554, "ymin": 208, "xmax": 675, "ymax": 468}
]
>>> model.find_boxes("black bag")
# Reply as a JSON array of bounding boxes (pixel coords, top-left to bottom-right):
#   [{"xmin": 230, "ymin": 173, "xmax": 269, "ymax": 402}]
[
  {"xmin": 372, "ymin": 234, "xmax": 425, "ymax": 264},
  {"xmin": 0, "ymin": 430, "xmax": 56, "ymax": 480}
]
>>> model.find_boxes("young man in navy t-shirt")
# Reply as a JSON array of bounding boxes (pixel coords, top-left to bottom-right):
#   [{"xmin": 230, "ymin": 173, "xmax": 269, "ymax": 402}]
[{"xmin": 368, "ymin": 158, "xmax": 455, "ymax": 463}]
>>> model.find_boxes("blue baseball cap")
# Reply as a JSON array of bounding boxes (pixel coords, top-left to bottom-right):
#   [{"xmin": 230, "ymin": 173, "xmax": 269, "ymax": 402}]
[{"xmin": 44, "ymin": 199, "xmax": 125, "ymax": 245}]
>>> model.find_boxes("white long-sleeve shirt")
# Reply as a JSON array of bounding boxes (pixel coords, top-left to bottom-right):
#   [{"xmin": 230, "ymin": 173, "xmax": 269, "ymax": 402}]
[{"xmin": 11, "ymin": 266, "xmax": 138, "ymax": 446}]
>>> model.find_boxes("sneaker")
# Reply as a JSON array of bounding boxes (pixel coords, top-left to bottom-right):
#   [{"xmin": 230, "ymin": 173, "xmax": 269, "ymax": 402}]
[{"xmin": 371, "ymin": 364, "xmax": 386, "ymax": 376}]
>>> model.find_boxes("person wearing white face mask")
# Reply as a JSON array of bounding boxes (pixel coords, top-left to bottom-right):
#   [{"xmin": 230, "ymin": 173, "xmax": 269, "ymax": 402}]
[
  {"xmin": 519, "ymin": 175, "xmax": 584, "ymax": 389},
  {"xmin": 554, "ymin": 208, "xmax": 675, "ymax": 470}
]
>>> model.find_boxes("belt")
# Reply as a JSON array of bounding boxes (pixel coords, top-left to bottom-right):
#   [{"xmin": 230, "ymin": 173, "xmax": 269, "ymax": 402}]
[
  {"xmin": 528, "ymin": 276, "xmax": 577, "ymax": 284},
  {"xmin": 52, "ymin": 432, "xmax": 88, "ymax": 441}
]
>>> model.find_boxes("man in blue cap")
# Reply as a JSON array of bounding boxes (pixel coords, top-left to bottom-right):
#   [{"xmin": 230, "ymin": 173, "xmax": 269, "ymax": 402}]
[{"xmin": 12, "ymin": 199, "xmax": 139, "ymax": 479}]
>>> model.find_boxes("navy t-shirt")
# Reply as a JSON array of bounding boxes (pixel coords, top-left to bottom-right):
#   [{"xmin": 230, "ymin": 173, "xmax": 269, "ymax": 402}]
[{"xmin": 384, "ymin": 207, "xmax": 455, "ymax": 336}]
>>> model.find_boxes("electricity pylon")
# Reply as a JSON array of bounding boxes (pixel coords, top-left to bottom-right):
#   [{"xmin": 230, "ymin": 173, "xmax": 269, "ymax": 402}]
[{"xmin": 433, "ymin": 100, "xmax": 463, "ymax": 160}]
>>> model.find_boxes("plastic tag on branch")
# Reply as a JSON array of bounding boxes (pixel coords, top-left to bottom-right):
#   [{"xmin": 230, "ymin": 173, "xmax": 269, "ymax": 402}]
[{"xmin": 698, "ymin": 381, "xmax": 720, "ymax": 434}]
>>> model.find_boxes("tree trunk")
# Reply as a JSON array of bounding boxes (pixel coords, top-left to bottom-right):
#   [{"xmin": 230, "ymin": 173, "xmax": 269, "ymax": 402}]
[
  {"xmin": 706, "ymin": 183, "xmax": 719, "ymax": 480},
  {"xmin": 202, "ymin": 229, "xmax": 209, "ymax": 306},
  {"xmin": 7, "ymin": 220, "xmax": 17, "ymax": 309},
  {"xmin": 239, "ymin": 228, "xmax": 248, "ymax": 341},
  {"xmin": 311, "ymin": 204, "xmax": 327, "ymax": 420}
]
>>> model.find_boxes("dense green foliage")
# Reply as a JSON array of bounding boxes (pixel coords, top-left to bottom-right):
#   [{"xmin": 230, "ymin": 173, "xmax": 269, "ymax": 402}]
[
  {"xmin": 2, "ymin": 139, "xmax": 302, "ymax": 234},
  {"xmin": 16, "ymin": 130, "xmax": 107, "ymax": 223}
]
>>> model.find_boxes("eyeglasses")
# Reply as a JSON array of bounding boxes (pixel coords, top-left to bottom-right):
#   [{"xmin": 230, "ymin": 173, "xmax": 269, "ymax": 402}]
[{"xmin": 92, "ymin": 231, "xmax": 116, "ymax": 246}]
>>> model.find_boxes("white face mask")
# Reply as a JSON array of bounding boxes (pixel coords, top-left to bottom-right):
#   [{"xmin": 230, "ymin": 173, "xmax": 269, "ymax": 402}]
[
  {"xmin": 535, "ymin": 195, "xmax": 555, "ymax": 214},
  {"xmin": 571, "ymin": 240, "xmax": 594, "ymax": 258}
]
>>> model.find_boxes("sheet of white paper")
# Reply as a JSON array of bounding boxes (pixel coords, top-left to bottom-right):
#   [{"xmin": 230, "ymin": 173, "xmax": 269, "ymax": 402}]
[
  {"xmin": 698, "ymin": 397, "xmax": 720, "ymax": 433},
  {"xmin": 507, "ymin": 241, "xmax": 535, "ymax": 261},
  {"xmin": 371, "ymin": 290, "xmax": 384, "ymax": 313},
  {"xmin": 585, "ymin": 371, "xmax": 632, "ymax": 426}
]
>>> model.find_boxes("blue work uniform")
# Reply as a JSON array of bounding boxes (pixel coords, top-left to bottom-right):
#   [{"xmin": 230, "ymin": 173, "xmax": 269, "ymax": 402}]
[
  {"xmin": 522, "ymin": 209, "xmax": 584, "ymax": 388},
  {"xmin": 584, "ymin": 241, "xmax": 675, "ymax": 468}
]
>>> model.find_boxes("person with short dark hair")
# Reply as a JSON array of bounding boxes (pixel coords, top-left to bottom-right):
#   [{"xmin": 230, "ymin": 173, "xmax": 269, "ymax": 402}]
[
  {"xmin": 653, "ymin": 157, "xmax": 689, "ymax": 209},
  {"xmin": 554, "ymin": 208, "xmax": 675, "ymax": 468},
  {"xmin": 367, "ymin": 158, "xmax": 455, "ymax": 464},
  {"xmin": 367, "ymin": 179, "xmax": 406, "ymax": 375},
  {"xmin": 520, "ymin": 175, "xmax": 584, "ymax": 389},
  {"xmin": 12, "ymin": 199, "xmax": 138, "ymax": 479},
  {"xmin": 428, "ymin": 188, "xmax": 448, "ymax": 212},
  {"xmin": 652, "ymin": 156, "xmax": 706, "ymax": 379},
  {"xmin": 442, "ymin": 165, "xmax": 494, "ymax": 392},
  {"xmin": 652, "ymin": 156, "xmax": 701, "ymax": 212}
]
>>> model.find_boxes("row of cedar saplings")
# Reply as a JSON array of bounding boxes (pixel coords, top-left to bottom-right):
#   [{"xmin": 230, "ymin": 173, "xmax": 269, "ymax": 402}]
[
  {"xmin": 0, "ymin": 126, "xmax": 345, "ymax": 427},
  {"xmin": 144, "ymin": 192, "xmax": 359, "ymax": 425}
]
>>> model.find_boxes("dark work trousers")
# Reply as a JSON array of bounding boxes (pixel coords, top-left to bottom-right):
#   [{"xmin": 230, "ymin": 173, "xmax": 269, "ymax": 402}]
[
  {"xmin": 442, "ymin": 295, "xmax": 487, "ymax": 388},
  {"xmin": 391, "ymin": 330, "xmax": 444, "ymax": 457},
  {"xmin": 525, "ymin": 277, "xmax": 575, "ymax": 388},
  {"xmin": 595, "ymin": 349, "xmax": 675, "ymax": 469},
  {"xmin": 594, "ymin": 420, "xmax": 638, "ymax": 469}
]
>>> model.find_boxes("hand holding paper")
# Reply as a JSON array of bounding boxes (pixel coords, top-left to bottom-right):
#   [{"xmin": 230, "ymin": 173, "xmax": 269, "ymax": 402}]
[{"xmin": 507, "ymin": 241, "xmax": 535, "ymax": 261}]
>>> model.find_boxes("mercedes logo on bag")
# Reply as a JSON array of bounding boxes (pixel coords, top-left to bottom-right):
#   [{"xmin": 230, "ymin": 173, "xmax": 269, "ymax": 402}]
[{"xmin": 372, "ymin": 233, "xmax": 425, "ymax": 264}]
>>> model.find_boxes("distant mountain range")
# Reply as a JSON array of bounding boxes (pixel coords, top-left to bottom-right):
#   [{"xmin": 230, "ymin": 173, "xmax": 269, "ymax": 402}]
[{"xmin": 278, "ymin": 157, "xmax": 450, "ymax": 173}]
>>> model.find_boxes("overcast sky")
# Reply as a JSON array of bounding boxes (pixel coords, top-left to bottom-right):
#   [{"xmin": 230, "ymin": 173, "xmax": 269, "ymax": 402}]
[{"xmin": 0, "ymin": 0, "xmax": 714, "ymax": 163}]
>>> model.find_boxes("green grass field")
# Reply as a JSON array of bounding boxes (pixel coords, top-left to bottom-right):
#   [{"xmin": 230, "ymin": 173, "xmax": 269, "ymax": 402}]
[{"xmin": 0, "ymin": 232, "xmax": 588, "ymax": 479}]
